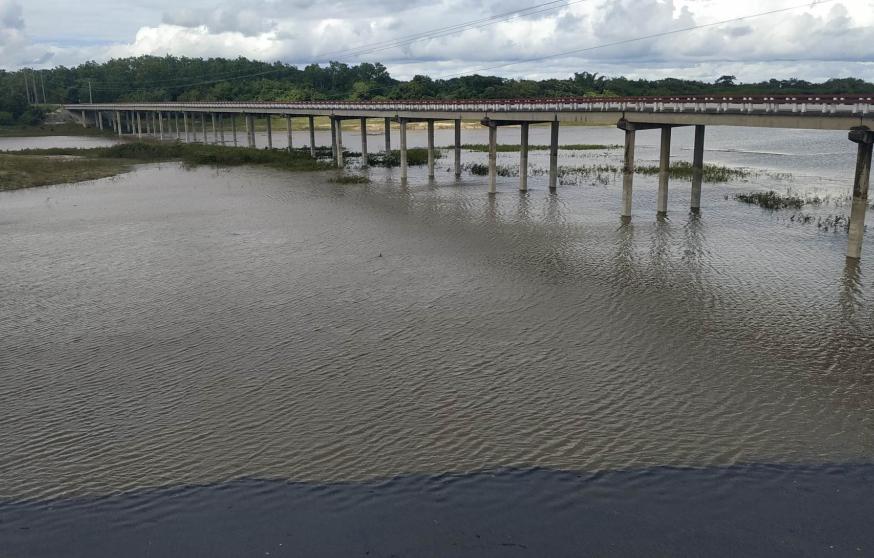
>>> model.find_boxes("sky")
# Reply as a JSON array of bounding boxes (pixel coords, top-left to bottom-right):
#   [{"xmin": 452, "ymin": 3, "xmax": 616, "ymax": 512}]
[{"xmin": 2, "ymin": 0, "xmax": 874, "ymax": 83}]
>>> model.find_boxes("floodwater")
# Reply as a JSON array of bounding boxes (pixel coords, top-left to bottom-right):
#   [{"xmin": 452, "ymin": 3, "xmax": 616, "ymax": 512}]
[
  {"xmin": 0, "ymin": 135, "xmax": 121, "ymax": 150},
  {"xmin": 1, "ymin": 126, "xmax": 873, "ymax": 557}
]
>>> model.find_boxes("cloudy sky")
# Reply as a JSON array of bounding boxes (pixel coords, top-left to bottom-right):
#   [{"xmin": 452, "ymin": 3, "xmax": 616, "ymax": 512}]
[{"xmin": 2, "ymin": 0, "xmax": 874, "ymax": 82}]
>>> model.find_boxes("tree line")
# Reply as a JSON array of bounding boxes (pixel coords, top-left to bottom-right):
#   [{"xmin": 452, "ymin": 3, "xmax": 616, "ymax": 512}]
[{"xmin": 2, "ymin": 55, "xmax": 872, "ymax": 125}]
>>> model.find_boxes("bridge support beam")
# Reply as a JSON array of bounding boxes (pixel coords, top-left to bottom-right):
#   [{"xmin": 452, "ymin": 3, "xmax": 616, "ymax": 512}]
[
  {"xmin": 211, "ymin": 113, "xmax": 217, "ymax": 144},
  {"xmin": 657, "ymin": 126, "xmax": 672, "ymax": 216},
  {"xmin": 520, "ymin": 122, "xmax": 529, "ymax": 191},
  {"xmin": 427, "ymin": 120, "xmax": 435, "ymax": 179},
  {"xmin": 454, "ymin": 119, "xmax": 461, "ymax": 179},
  {"xmin": 399, "ymin": 118, "xmax": 408, "ymax": 180},
  {"xmin": 219, "ymin": 115, "xmax": 225, "ymax": 145},
  {"xmin": 384, "ymin": 118, "xmax": 391, "ymax": 153},
  {"xmin": 549, "ymin": 120, "xmax": 559, "ymax": 190},
  {"xmin": 136, "ymin": 112, "xmax": 142, "ymax": 138},
  {"xmin": 158, "ymin": 112, "xmax": 164, "ymax": 140},
  {"xmin": 308, "ymin": 116, "xmax": 315, "ymax": 157},
  {"xmin": 330, "ymin": 118, "xmax": 337, "ymax": 161},
  {"xmin": 115, "ymin": 111, "xmax": 122, "ymax": 136},
  {"xmin": 266, "ymin": 116, "xmax": 273, "ymax": 149},
  {"xmin": 183, "ymin": 113, "xmax": 190, "ymax": 142},
  {"xmin": 334, "ymin": 117, "xmax": 344, "ymax": 167},
  {"xmin": 246, "ymin": 114, "xmax": 256, "ymax": 148},
  {"xmin": 360, "ymin": 118, "xmax": 368, "ymax": 165},
  {"xmin": 488, "ymin": 123, "xmax": 497, "ymax": 195},
  {"xmin": 691, "ymin": 125, "xmax": 705, "ymax": 212},
  {"xmin": 847, "ymin": 127, "xmax": 873, "ymax": 260},
  {"xmin": 81, "ymin": 110, "xmax": 87, "ymax": 128},
  {"xmin": 200, "ymin": 114, "xmax": 207, "ymax": 144},
  {"xmin": 286, "ymin": 116, "xmax": 293, "ymax": 153},
  {"xmin": 621, "ymin": 129, "xmax": 635, "ymax": 218}
]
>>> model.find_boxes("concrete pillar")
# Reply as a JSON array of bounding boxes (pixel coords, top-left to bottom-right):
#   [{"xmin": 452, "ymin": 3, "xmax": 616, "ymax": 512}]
[
  {"xmin": 621, "ymin": 129, "xmax": 636, "ymax": 218},
  {"xmin": 158, "ymin": 112, "xmax": 164, "ymax": 140},
  {"xmin": 97, "ymin": 112, "xmax": 104, "ymax": 130},
  {"xmin": 136, "ymin": 112, "xmax": 142, "ymax": 138},
  {"xmin": 81, "ymin": 110, "xmax": 87, "ymax": 128},
  {"xmin": 266, "ymin": 116, "xmax": 273, "ymax": 149},
  {"xmin": 232, "ymin": 115, "xmax": 238, "ymax": 147},
  {"xmin": 384, "ymin": 117, "xmax": 391, "ymax": 152},
  {"xmin": 454, "ymin": 119, "xmax": 461, "ymax": 179},
  {"xmin": 211, "ymin": 113, "xmax": 217, "ymax": 145},
  {"xmin": 488, "ymin": 124, "xmax": 498, "ymax": 194},
  {"xmin": 330, "ymin": 118, "xmax": 337, "ymax": 161},
  {"xmin": 147, "ymin": 113, "xmax": 153, "ymax": 135},
  {"xmin": 201, "ymin": 114, "xmax": 207, "ymax": 144},
  {"xmin": 286, "ymin": 115, "xmax": 293, "ymax": 153},
  {"xmin": 549, "ymin": 120, "xmax": 559, "ymax": 190},
  {"xmin": 847, "ymin": 128, "xmax": 873, "ymax": 260},
  {"xmin": 219, "ymin": 115, "xmax": 225, "ymax": 145},
  {"xmin": 184, "ymin": 113, "xmax": 190, "ymax": 142},
  {"xmin": 360, "ymin": 117, "xmax": 368, "ymax": 165},
  {"xmin": 399, "ymin": 118, "xmax": 408, "ymax": 180},
  {"xmin": 246, "ymin": 114, "xmax": 256, "ymax": 148},
  {"xmin": 174, "ymin": 113, "xmax": 180, "ymax": 140},
  {"xmin": 691, "ymin": 125, "xmax": 705, "ymax": 211},
  {"xmin": 335, "ymin": 117, "xmax": 344, "ymax": 167},
  {"xmin": 115, "ymin": 111, "xmax": 122, "ymax": 136},
  {"xmin": 308, "ymin": 116, "xmax": 316, "ymax": 157},
  {"xmin": 520, "ymin": 122, "xmax": 529, "ymax": 191},
  {"xmin": 427, "ymin": 120, "xmax": 435, "ymax": 179},
  {"xmin": 657, "ymin": 126, "xmax": 672, "ymax": 216}
]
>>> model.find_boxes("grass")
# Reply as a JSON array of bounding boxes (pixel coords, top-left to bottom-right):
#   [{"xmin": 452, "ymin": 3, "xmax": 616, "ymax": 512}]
[
  {"xmin": 733, "ymin": 190, "xmax": 806, "ymax": 210},
  {"xmin": 0, "ymin": 154, "xmax": 134, "ymax": 190},
  {"xmin": 0, "ymin": 141, "xmax": 332, "ymax": 190},
  {"xmin": 636, "ymin": 161, "xmax": 752, "ymax": 182},
  {"xmin": 365, "ymin": 148, "xmax": 436, "ymax": 167},
  {"xmin": 330, "ymin": 174, "xmax": 370, "ymax": 184},
  {"xmin": 458, "ymin": 143, "xmax": 620, "ymax": 152}
]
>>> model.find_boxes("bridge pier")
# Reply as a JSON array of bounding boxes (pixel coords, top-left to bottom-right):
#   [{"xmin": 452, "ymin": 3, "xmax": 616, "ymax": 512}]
[
  {"xmin": 211, "ymin": 114, "xmax": 217, "ymax": 145},
  {"xmin": 246, "ymin": 114, "xmax": 256, "ymax": 148},
  {"xmin": 97, "ymin": 112, "xmax": 104, "ymax": 130},
  {"xmin": 158, "ymin": 112, "xmax": 164, "ymax": 140},
  {"xmin": 200, "ymin": 114, "xmax": 207, "ymax": 144},
  {"xmin": 174, "ymin": 113, "xmax": 179, "ymax": 140},
  {"xmin": 847, "ymin": 127, "xmax": 873, "ymax": 260},
  {"xmin": 621, "ymin": 129, "xmax": 635, "ymax": 218},
  {"xmin": 330, "ymin": 118, "xmax": 337, "ymax": 161},
  {"xmin": 183, "ymin": 113, "xmax": 190, "ymax": 142},
  {"xmin": 520, "ymin": 122, "xmax": 529, "ymax": 191},
  {"xmin": 136, "ymin": 112, "xmax": 142, "ymax": 138},
  {"xmin": 81, "ymin": 110, "xmax": 87, "ymax": 128},
  {"xmin": 115, "ymin": 111, "xmax": 122, "ymax": 136},
  {"xmin": 488, "ymin": 123, "xmax": 497, "ymax": 195},
  {"xmin": 220, "ymin": 115, "xmax": 225, "ymax": 145},
  {"xmin": 454, "ymin": 119, "xmax": 461, "ymax": 178},
  {"xmin": 657, "ymin": 126, "xmax": 672, "ymax": 216},
  {"xmin": 399, "ymin": 118, "xmax": 408, "ymax": 180},
  {"xmin": 427, "ymin": 120, "xmax": 435, "ymax": 179},
  {"xmin": 691, "ymin": 125, "xmax": 705, "ymax": 212},
  {"xmin": 286, "ymin": 116, "xmax": 293, "ymax": 152},
  {"xmin": 308, "ymin": 116, "xmax": 315, "ymax": 157},
  {"xmin": 360, "ymin": 118, "xmax": 368, "ymax": 165},
  {"xmin": 231, "ymin": 115, "xmax": 237, "ymax": 146},
  {"xmin": 334, "ymin": 117, "xmax": 344, "ymax": 167},
  {"xmin": 384, "ymin": 118, "xmax": 391, "ymax": 152},
  {"xmin": 549, "ymin": 120, "xmax": 559, "ymax": 191},
  {"xmin": 266, "ymin": 116, "xmax": 273, "ymax": 149}
]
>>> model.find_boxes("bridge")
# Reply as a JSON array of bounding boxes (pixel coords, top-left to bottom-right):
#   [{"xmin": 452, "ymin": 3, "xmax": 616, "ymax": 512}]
[{"xmin": 64, "ymin": 95, "xmax": 874, "ymax": 260}]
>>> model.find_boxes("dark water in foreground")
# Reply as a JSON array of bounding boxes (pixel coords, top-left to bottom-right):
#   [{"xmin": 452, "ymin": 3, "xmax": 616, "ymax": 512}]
[{"xmin": 1, "ymin": 127, "xmax": 873, "ymax": 556}]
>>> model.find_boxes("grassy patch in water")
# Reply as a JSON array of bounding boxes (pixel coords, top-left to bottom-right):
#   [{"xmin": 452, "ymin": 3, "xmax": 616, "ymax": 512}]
[
  {"xmin": 330, "ymin": 174, "xmax": 370, "ymax": 184},
  {"xmin": 636, "ymin": 161, "xmax": 752, "ymax": 182},
  {"xmin": 458, "ymin": 143, "xmax": 620, "ymax": 152},
  {"xmin": 365, "ymin": 148, "xmax": 436, "ymax": 167},
  {"xmin": 0, "ymin": 154, "xmax": 134, "ymax": 190},
  {"xmin": 733, "ymin": 190, "xmax": 806, "ymax": 210}
]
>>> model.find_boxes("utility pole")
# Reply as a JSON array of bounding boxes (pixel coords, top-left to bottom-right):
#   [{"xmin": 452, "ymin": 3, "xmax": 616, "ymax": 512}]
[
  {"xmin": 88, "ymin": 79, "xmax": 93, "ymax": 104},
  {"xmin": 23, "ymin": 71, "xmax": 32, "ymax": 104},
  {"xmin": 40, "ymin": 72, "xmax": 47, "ymax": 104}
]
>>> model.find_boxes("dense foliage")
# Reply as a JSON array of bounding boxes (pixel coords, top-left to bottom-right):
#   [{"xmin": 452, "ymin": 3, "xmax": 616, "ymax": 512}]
[{"xmin": 3, "ymin": 55, "xmax": 873, "ymax": 121}]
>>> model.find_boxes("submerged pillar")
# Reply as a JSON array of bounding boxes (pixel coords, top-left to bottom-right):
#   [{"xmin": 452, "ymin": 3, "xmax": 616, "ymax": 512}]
[
  {"xmin": 384, "ymin": 117, "xmax": 391, "ymax": 152},
  {"xmin": 399, "ymin": 118, "xmax": 408, "ymax": 180},
  {"xmin": 266, "ymin": 116, "xmax": 273, "ymax": 149},
  {"xmin": 488, "ymin": 123, "xmax": 497, "ymax": 195},
  {"xmin": 246, "ymin": 114, "xmax": 256, "ymax": 148},
  {"xmin": 158, "ymin": 112, "xmax": 164, "ymax": 140},
  {"xmin": 691, "ymin": 125, "xmax": 705, "ymax": 212},
  {"xmin": 454, "ymin": 119, "xmax": 461, "ymax": 179},
  {"xmin": 183, "ymin": 112, "xmax": 190, "ymax": 142},
  {"xmin": 231, "ymin": 115, "xmax": 237, "ymax": 147},
  {"xmin": 200, "ymin": 113, "xmax": 207, "ymax": 143},
  {"xmin": 549, "ymin": 120, "xmax": 559, "ymax": 190},
  {"xmin": 211, "ymin": 113, "xmax": 217, "ymax": 144},
  {"xmin": 657, "ymin": 126, "xmax": 672, "ymax": 216},
  {"xmin": 427, "ymin": 120, "xmax": 435, "ymax": 179},
  {"xmin": 847, "ymin": 128, "xmax": 873, "ymax": 260},
  {"xmin": 335, "ymin": 118, "xmax": 344, "ymax": 167},
  {"xmin": 219, "ymin": 115, "xmax": 225, "ymax": 145},
  {"xmin": 286, "ymin": 115, "xmax": 293, "ymax": 153},
  {"xmin": 136, "ymin": 112, "xmax": 142, "ymax": 138},
  {"xmin": 81, "ymin": 110, "xmax": 87, "ymax": 128},
  {"xmin": 115, "ymin": 111, "xmax": 122, "ymax": 136},
  {"xmin": 520, "ymin": 122, "xmax": 529, "ymax": 191},
  {"xmin": 330, "ymin": 118, "xmax": 337, "ymax": 161},
  {"xmin": 308, "ymin": 116, "xmax": 316, "ymax": 157},
  {"xmin": 97, "ymin": 112, "xmax": 104, "ymax": 130},
  {"xmin": 174, "ymin": 113, "xmax": 180, "ymax": 140},
  {"xmin": 621, "ymin": 129, "xmax": 636, "ymax": 218},
  {"xmin": 360, "ymin": 117, "xmax": 368, "ymax": 166}
]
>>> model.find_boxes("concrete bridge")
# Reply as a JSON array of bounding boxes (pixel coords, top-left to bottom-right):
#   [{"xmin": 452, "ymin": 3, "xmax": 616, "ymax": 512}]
[{"xmin": 64, "ymin": 95, "xmax": 874, "ymax": 260}]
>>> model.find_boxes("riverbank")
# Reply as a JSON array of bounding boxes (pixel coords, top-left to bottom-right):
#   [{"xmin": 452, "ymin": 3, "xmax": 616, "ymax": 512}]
[
  {"xmin": 0, "ymin": 122, "xmax": 118, "ymax": 138},
  {"xmin": 0, "ymin": 142, "xmax": 330, "ymax": 191}
]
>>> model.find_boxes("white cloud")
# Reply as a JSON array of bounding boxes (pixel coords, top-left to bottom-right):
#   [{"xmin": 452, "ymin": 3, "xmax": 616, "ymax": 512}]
[{"xmin": 4, "ymin": 0, "xmax": 874, "ymax": 84}]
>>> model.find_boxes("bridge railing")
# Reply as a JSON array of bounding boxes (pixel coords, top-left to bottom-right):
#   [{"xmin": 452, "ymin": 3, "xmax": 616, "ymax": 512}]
[{"xmin": 65, "ymin": 94, "xmax": 874, "ymax": 115}]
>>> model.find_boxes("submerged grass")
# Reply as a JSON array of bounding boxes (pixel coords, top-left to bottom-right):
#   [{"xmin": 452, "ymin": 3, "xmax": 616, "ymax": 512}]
[
  {"xmin": 458, "ymin": 143, "xmax": 620, "ymax": 152},
  {"xmin": 0, "ymin": 154, "xmax": 134, "ymax": 190},
  {"xmin": 733, "ymin": 190, "xmax": 806, "ymax": 209},
  {"xmin": 1, "ymin": 141, "xmax": 331, "ymax": 190},
  {"xmin": 330, "ymin": 174, "xmax": 370, "ymax": 184},
  {"xmin": 365, "ymin": 148, "xmax": 436, "ymax": 167}
]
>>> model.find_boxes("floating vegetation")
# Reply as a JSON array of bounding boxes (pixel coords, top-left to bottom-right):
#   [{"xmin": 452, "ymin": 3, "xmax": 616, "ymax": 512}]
[
  {"xmin": 817, "ymin": 214, "xmax": 849, "ymax": 233},
  {"xmin": 330, "ymin": 174, "xmax": 370, "ymax": 184},
  {"xmin": 462, "ymin": 163, "xmax": 517, "ymax": 176},
  {"xmin": 636, "ymin": 161, "xmax": 752, "ymax": 182},
  {"xmin": 458, "ymin": 143, "xmax": 620, "ymax": 152},
  {"xmin": 365, "ymin": 148, "xmax": 437, "ymax": 167},
  {"xmin": 734, "ymin": 190, "xmax": 805, "ymax": 209}
]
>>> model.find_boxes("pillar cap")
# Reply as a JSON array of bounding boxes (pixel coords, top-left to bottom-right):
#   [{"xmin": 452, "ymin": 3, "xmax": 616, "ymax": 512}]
[{"xmin": 849, "ymin": 127, "xmax": 874, "ymax": 145}]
